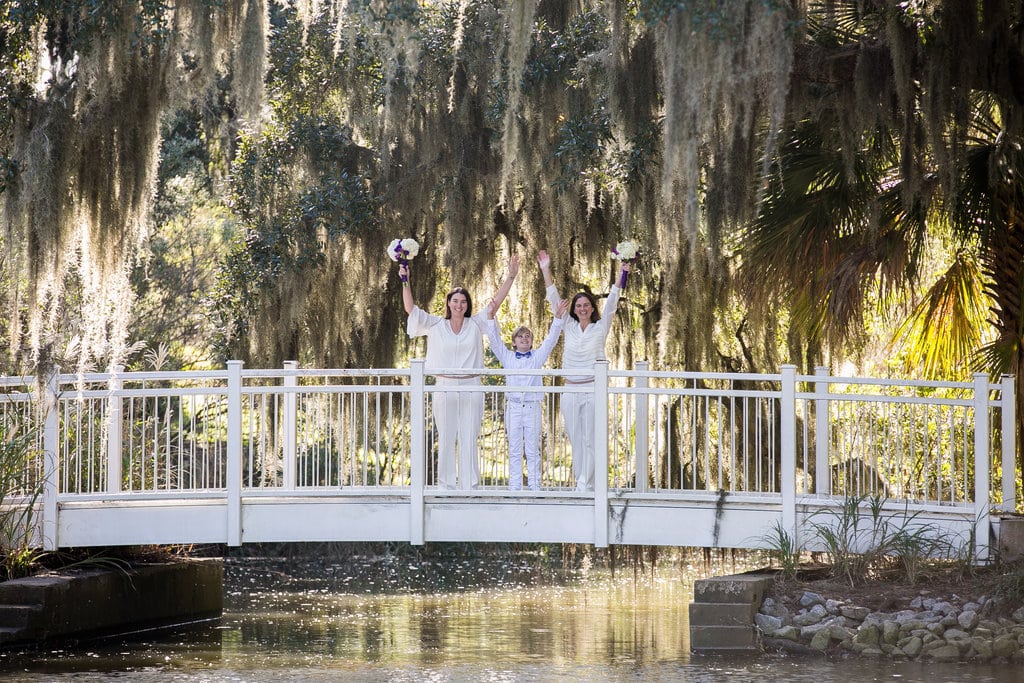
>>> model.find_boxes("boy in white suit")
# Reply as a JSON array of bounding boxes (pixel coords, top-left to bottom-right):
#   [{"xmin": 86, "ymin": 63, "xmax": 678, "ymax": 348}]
[{"xmin": 486, "ymin": 264, "xmax": 569, "ymax": 490}]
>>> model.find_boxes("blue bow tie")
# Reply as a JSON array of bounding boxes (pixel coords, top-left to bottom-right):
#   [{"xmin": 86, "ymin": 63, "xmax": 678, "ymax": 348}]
[{"xmin": 515, "ymin": 351, "xmax": 532, "ymax": 359}]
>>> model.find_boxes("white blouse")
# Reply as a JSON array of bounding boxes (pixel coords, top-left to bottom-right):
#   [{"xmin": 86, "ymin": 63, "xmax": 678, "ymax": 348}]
[
  {"xmin": 407, "ymin": 306, "xmax": 488, "ymax": 373},
  {"xmin": 545, "ymin": 283, "xmax": 621, "ymax": 382}
]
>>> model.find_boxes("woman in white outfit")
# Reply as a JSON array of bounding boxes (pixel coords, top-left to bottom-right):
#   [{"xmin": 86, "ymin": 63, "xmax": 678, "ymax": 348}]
[
  {"xmin": 538, "ymin": 250, "xmax": 629, "ymax": 491},
  {"xmin": 399, "ymin": 258, "xmax": 517, "ymax": 489}
]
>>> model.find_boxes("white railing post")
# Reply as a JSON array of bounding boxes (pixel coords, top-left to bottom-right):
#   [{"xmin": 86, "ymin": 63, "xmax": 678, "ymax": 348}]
[
  {"xmin": 409, "ymin": 359, "xmax": 425, "ymax": 545},
  {"xmin": 42, "ymin": 368, "xmax": 60, "ymax": 551},
  {"xmin": 814, "ymin": 366, "xmax": 830, "ymax": 496},
  {"xmin": 1002, "ymin": 374, "xmax": 1017, "ymax": 513},
  {"xmin": 974, "ymin": 373, "xmax": 991, "ymax": 561},
  {"xmin": 282, "ymin": 361, "xmax": 298, "ymax": 490},
  {"xmin": 634, "ymin": 361, "xmax": 649, "ymax": 493},
  {"xmin": 780, "ymin": 365, "xmax": 797, "ymax": 542},
  {"xmin": 106, "ymin": 365, "xmax": 124, "ymax": 494},
  {"xmin": 226, "ymin": 360, "xmax": 243, "ymax": 546},
  {"xmin": 595, "ymin": 360, "xmax": 609, "ymax": 548}
]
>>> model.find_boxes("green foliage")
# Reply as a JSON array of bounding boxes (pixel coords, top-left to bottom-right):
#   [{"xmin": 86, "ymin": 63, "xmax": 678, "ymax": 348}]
[
  {"xmin": 758, "ymin": 520, "xmax": 801, "ymax": 580},
  {"xmin": 807, "ymin": 495, "xmax": 962, "ymax": 587},
  {"xmin": 128, "ymin": 110, "xmax": 235, "ymax": 370},
  {"xmin": 638, "ymin": 0, "xmax": 791, "ymax": 37},
  {"xmin": 0, "ymin": 424, "xmax": 42, "ymax": 581},
  {"xmin": 211, "ymin": 114, "xmax": 380, "ymax": 361}
]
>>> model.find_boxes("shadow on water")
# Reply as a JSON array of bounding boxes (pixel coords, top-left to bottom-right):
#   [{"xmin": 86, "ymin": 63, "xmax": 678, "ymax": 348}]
[{"xmin": 0, "ymin": 546, "xmax": 1021, "ymax": 682}]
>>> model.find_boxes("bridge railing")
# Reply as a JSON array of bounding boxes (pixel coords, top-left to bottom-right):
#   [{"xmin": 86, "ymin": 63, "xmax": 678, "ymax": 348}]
[{"xmin": 0, "ymin": 362, "xmax": 1015, "ymax": 551}]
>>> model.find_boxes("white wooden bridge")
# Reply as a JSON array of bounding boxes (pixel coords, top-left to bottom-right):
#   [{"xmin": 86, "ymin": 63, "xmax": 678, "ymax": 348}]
[{"xmin": 1, "ymin": 361, "xmax": 1017, "ymax": 561}]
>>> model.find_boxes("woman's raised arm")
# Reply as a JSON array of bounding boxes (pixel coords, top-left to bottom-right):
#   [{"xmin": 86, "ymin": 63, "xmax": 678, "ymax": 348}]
[{"xmin": 487, "ymin": 253, "xmax": 520, "ymax": 315}]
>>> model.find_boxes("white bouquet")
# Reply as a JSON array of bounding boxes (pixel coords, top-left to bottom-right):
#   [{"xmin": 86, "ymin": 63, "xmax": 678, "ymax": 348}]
[
  {"xmin": 612, "ymin": 239, "xmax": 638, "ymax": 288},
  {"xmin": 612, "ymin": 240, "xmax": 639, "ymax": 261},
  {"xmin": 387, "ymin": 238, "xmax": 420, "ymax": 262},
  {"xmin": 388, "ymin": 238, "xmax": 419, "ymax": 284}
]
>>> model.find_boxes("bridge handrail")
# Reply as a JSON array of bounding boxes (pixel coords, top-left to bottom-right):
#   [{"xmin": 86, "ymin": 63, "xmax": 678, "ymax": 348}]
[{"xmin": 2, "ymin": 361, "xmax": 1014, "ymax": 558}]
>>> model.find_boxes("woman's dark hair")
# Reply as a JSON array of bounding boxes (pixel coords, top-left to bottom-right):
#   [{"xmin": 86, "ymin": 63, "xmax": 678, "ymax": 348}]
[
  {"xmin": 569, "ymin": 292, "xmax": 600, "ymax": 323},
  {"xmin": 445, "ymin": 287, "xmax": 473, "ymax": 319}
]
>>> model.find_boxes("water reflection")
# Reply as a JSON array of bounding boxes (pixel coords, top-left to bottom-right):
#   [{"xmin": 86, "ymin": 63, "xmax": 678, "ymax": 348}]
[{"xmin": 0, "ymin": 554, "xmax": 1020, "ymax": 682}]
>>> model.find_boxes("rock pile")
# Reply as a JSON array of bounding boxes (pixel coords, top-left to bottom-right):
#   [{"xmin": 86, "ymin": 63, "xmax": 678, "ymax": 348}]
[{"xmin": 758, "ymin": 590, "xmax": 1024, "ymax": 661}]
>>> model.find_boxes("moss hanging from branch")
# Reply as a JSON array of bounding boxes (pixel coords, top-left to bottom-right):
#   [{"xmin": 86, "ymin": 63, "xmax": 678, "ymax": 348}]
[{"xmin": 2, "ymin": 0, "xmax": 268, "ymax": 372}]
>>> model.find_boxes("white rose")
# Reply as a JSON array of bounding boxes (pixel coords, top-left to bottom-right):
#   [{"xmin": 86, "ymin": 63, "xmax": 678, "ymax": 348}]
[
  {"xmin": 400, "ymin": 238, "xmax": 420, "ymax": 259},
  {"xmin": 387, "ymin": 239, "xmax": 402, "ymax": 261},
  {"xmin": 614, "ymin": 240, "xmax": 638, "ymax": 260}
]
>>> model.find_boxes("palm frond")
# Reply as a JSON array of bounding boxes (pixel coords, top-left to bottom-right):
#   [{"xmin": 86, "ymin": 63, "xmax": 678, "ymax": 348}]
[{"xmin": 888, "ymin": 253, "xmax": 990, "ymax": 380}]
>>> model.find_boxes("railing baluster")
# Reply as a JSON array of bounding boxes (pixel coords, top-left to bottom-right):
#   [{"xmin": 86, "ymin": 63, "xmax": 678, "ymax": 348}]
[
  {"xmin": 409, "ymin": 359, "xmax": 425, "ymax": 545},
  {"xmin": 635, "ymin": 361, "xmax": 649, "ymax": 493},
  {"xmin": 1002, "ymin": 375, "xmax": 1016, "ymax": 513},
  {"xmin": 973, "ymin": 373, "xmax": 990, "ymax": 560},
  {"xmin": 42, "ymin": 368, "xmax": 60, "ymax": 551},
  {"xmin": 780, "ymin": 365, "xmax": 797, "ymax": 542},
  {"xmin": 226, "ymin": 360, "xmax": 243, "ymax": 546},
  {"xmin": 283, "ymin": 361, "xmax": 297, "ymax": 490},
  {"xmin": 594, "ymin": 360, "xmax": 609, "ymax": 548}
]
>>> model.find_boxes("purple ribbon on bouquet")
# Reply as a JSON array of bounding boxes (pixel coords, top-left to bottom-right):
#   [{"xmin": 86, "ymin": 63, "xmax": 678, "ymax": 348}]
[{"xmin": 394, "ymin": 244, "xmax": 410, "ymax": 283}]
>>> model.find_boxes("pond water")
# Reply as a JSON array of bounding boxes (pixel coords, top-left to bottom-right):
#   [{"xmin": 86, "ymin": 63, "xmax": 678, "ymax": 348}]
[{"xmin": 0, "ymin": 552, "xmax": 1019, "ymax": 682}]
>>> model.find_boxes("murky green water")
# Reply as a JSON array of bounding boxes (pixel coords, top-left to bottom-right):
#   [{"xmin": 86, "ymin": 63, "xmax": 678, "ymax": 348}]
[{"xmin": 0, "ymin": 554, "xmax": 1019, "ymax": 681}]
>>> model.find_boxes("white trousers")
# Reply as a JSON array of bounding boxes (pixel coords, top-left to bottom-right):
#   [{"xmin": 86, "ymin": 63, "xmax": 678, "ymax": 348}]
[
  {"xmin": 560, "ymin": 388, "xmax": 595, "ymax": 491},
  {"xmin": 505, "ymin": 400, "xmax": 543, "ymax": 490},
  {"xmin": 432, "ymin": 377, "xmax": 483, "ymax": 489}
]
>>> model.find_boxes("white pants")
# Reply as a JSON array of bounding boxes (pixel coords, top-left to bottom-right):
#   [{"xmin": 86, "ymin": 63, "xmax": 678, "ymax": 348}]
[
  {"xmin": 505, "ymin": 399, "xmax": 542, "ymax": 490},
  {"xmin": 560, "ymin": 388, "xmax": 595, "ymax": 491},
  {"xmin": 432, "ymin": 377, "xmax": 483, "ymax": 489}
]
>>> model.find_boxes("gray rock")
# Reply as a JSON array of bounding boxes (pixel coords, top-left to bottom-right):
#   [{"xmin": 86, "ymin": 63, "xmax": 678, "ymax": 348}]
[
  {"xmin": 970, "ymin": 636, "xmax": 993, "ymax": 661},
  {"xmin": 810, "ymin": 628, "xmax": 832, "ymax": 651},
  {"xmin": 977, "ymin": 619, "xmax": 1003, "ymax": 633},
  {"xmin": 993, "ymin": 634, "xmax": 1018, "ymax": 659},
  {"xmin": 958, "ymin": 610, "xmax": 979, "ymax": 630},
  {"xmin": 793, "ymin": 604, "xmax": 828, "ymax": 626},
  {"xmin": 944, "ymin": 628, "xmax": 971, "ymax": 642},
  {"xmin": 926, "ymin": 644, "xmax": 962, "ymax": 662},
  {"xmin": 828, "ymin": 623, "xmax": 856, "ymax": 642},
  {"xmin": 755, "ymin": 613, "xmax": 783, "ymax": 633},
  {"xmin": 1012, "ymin": 606, "xmax": 1024, "ymax": 623},
  {"xmin": 840, "ymin": 605, "xmax": 870, "ymax": 621},
  {"xmin": 825, "ymin": 598, "xmax": 843, "ymax": 615},
  {"xmin": 900, "ymin": 636, "xmax": 923, "ymax": 657},
  {"xmin": 854, "ymin": 623, "xmax": 880, "ymax": 646},
  {"xmin": 882, "ymin": 620, "xmax": 900, "ymax": 645},
  {"xmin": 800, "ymin": 621, "xmax": 830, "ymax": 639},
  {"xmin": 776, "ymin": 625, "xmax": 801, "ymax": 641},
  {"xmin": 899, "ymin": 618, "xmax": 928, "ymax": 633},
  {"xmin": 800, "ymin": 591, "xmax": 825, "ymax": 608}
]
